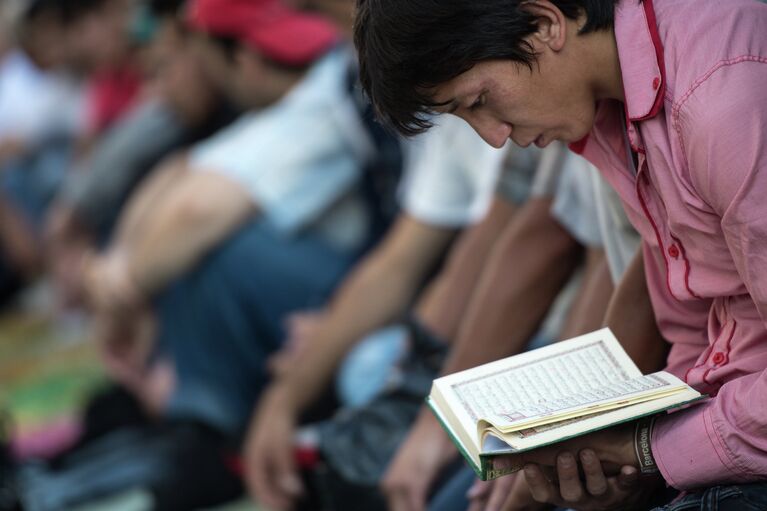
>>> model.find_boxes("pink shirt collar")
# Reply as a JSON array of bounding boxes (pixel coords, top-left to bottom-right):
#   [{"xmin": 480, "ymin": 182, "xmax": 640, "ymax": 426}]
[
  {"xmin": 614, "ymin": 0, "xmax": 667, "ymax": 121},
  {"xmin": 570, "ymin": 0, "xmax": 666, "ymax": 155}
]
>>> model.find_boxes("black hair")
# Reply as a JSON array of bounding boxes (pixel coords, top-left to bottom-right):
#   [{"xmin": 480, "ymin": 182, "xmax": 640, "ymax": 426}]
[
  {"xmin": 58, "ymin": 0, "xmax": 112, "ymax": 22},
  {"xmin": 21, "ymin": 0, "xmax": 118, "ymax": 25},
  {"xmin": 22, "ymin": 0, "xmax": 67, "ymax": 22},
  {"xmin": 354, "ymin": 0, "xmax": 619, "ymax": 136},
  {"xmin": 148, "ymin": 0, "xmax": 186, "ymax": 17}
]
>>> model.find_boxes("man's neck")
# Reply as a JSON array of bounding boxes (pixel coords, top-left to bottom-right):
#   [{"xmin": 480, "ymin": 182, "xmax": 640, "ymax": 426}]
[
  {"xmin": 244, "ymin": 67, "xmax": 307, "ymax": 110},
  {"xmin": 589, "ymin": 28, "xmax": 626, "ymax": 103}
]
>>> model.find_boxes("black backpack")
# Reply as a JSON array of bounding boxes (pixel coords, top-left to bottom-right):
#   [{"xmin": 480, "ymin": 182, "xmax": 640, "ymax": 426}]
[{"xmin": 346, "ymin": 65, "xmax": 404, "ymax": 249}]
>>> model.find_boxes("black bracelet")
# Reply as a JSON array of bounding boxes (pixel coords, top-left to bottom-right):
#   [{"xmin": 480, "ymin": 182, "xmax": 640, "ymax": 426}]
[{"xmin": 634, "ymin": 416, "xmax": 659, "ymax": 475}]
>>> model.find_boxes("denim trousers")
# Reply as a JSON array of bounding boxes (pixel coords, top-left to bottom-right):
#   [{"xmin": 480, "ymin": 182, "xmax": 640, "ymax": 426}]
[
  {"xmin": 652, "ymin": 483, "xmax": 767, "ymax": 511},
  {"xmin": 154, "ymin": 220, "xmax": 358, "ymax": 437},
  {"xmin": 1, "ymin": 141, "xmax": 70, "ymax": 228}
]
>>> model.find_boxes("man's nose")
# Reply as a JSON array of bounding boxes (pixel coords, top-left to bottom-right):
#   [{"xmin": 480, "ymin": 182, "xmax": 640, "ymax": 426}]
[{"xmin": 470, "ymin": 117, "xmax": 512, "ymax": 149}]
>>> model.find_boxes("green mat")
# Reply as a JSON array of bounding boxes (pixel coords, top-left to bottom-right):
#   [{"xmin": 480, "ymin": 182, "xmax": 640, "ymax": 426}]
[{"xmin": 0, "ymin": 311, "xmax": 105, "ymax": 450}]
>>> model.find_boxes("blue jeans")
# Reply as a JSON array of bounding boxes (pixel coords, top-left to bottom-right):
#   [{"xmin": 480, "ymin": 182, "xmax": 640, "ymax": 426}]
[
  {"xmin": 652, "ymin": 483, "xmax": 767, "ymax": 511},
  {"xmin": 1, "ymin": 140, "xmax": 70, "ymax": 228},
  {"xmin": 154, "ymin": 221, "xmax": 357, "ymax": 436}
]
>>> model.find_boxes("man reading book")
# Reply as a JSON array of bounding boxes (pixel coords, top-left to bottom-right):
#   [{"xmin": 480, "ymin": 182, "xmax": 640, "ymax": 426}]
[{"xmin": 355, "ymin": 0, "xmax": 767, "ymax": 509}]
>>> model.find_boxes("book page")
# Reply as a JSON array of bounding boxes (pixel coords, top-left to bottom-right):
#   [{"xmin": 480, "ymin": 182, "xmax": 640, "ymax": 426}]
[
  {"xmin": 483, "ymin": 386, "xmax": 703, "ymax": 452},
  {"xmin": 485, "ymin": 372, "xmax": 687, "ymax": 432},
  {"xmin": 432, "ymin": 329, "xmax": 641, "ymax": 439},
  {"xmin": 451, "ymin": 335, "xmax": 639, "ymax": 424}
]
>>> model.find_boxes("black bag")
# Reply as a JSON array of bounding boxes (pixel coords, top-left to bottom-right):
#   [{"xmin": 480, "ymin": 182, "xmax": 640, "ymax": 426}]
[
  {"xmin": 17, "ymin": 420, "xmax": 242, "ymax": 511},
  {"xmin": 309, "ymin": 319, "xmax": 449, "ymax": 511},
  {"xmin": 0, "ymin": 411, "xmax": 20, "ymax": 511}
]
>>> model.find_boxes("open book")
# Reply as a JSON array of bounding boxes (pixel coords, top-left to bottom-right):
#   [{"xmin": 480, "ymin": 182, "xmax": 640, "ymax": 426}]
[{"xmin": 427, "ymin": 328, "xmax": 704, "ymax": 480}]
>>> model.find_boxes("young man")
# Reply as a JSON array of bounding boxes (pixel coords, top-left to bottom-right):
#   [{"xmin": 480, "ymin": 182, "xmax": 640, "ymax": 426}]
[
  {"xmin": 46, "ymin": 0, "xmax": 234, "ymax": 307},
  {"xmin": 380, "ymin": 147, "xmax": 624, "ymax": 511},
  {"xmin": 356, "ymin": 0, "xmax": 767, "ymax": 509},
  {"xmin": 0, "ymin": 0, "xmax": 85, "ymax": 302},
  {"xmin": 244, "ymin": 111, "xmax": 511, "ymax": 511},
  {"xmin": 83, "ymin": 0, "xmax": 371, "ymax": 432}
]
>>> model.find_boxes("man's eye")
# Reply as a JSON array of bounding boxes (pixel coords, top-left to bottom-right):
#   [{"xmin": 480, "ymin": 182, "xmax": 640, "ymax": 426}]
[{"xmin": 469, "ymin": 95, "xmax": 485, "ymax": 110}]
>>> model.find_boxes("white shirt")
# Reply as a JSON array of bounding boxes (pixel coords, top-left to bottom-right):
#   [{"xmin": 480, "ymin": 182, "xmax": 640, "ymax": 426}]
[
  {"xmin": 0, "ymin": 50, "xmax": 84, "ymax": 143},
  {"xmin": 190, "ymin": 48, "xmax": 371, "ymax": 251},
  {"xmin": 399, "ymin": 115, "xmax": 506, "ymax": 227}
]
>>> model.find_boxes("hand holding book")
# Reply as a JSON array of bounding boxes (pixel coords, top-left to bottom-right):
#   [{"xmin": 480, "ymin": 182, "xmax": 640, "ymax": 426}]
[
  {"xmin": 493, "ymin": 419, "xmax": 636, "ymax": 473},
  {"xmin": 427, "ymin": 328, "xmax": 705, "ymax": 480},
  {"xmin": 485, "ymin": 423, "xmax": 666, "ymax": 510},
  {"xmin": 521, "ymin": 450, "xmax": 665, "ymax": 510}
]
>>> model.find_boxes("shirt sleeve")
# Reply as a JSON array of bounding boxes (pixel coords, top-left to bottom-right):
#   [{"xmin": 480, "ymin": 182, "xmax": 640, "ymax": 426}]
[
  {"xmin": 190, "ymin": 105, "xmax": 361, "ymax": 235},
  {"xmin": 651, "ymin": 59, "xmax": 767, "ymax": 489},
  {"xmin": 399, "ymin": 116, "xmax": 505, "ymax": 227},
  {"xmin": 62, "ymin": 100, "xmax": 186, "ymax": 234}
]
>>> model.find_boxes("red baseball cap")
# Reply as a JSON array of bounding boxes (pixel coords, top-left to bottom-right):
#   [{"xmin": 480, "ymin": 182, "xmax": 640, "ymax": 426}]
[{"xmin": 187, "ymin": 0, "xmax": 339, "ymax": 67}]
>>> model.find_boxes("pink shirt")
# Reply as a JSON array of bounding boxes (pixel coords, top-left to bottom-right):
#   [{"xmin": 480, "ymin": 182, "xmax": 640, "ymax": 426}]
[{"xmin": 573, "ymin": 0, "xmax": 767, "ymax": 490}]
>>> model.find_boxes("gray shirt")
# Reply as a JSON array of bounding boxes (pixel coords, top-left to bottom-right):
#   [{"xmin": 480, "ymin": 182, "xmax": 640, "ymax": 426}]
[{"xmin": 61, "ymin": 99, "xmax": 186, "ymax": 236}]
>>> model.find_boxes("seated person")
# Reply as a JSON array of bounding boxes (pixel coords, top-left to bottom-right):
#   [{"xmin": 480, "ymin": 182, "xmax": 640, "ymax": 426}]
[
  {"xmin": 59, "ymin": 0, "xmax": 144, "ymax": 138},
  {"xmin": 81, "ymin": 0, "xmax": 388, "ymax": 440},
  {"xmin": 355, "ymin": 0, "xmax": 767, "ymax": 508},
  {"xmin": 244, "ymin": 141, "xmax": 614, "ymax": 511},
  {"xmin": 439, "ymin": 159, "xmax": 654, "ymax": 511},
  {"xmin": 46, "ymin": 0, "xmax": 236, "ymax": 307},
  {"xmin": 0, "ymin": 0, "xmax": 86, "ymax": 302}
]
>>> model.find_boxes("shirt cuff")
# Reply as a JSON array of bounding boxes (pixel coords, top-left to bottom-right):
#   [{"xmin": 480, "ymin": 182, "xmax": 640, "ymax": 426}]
[{"xmin": 652, "ymin": 402, "xmax": 746, "ymax": 490}]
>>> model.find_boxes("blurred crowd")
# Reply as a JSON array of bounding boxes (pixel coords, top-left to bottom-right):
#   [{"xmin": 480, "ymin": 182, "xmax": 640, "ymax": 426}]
[{"xmin": 0, "ymin": 0, "xmax": 653, "ymax": 510}]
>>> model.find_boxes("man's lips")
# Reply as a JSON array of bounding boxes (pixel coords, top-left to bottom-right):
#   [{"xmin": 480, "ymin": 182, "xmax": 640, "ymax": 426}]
[{"xmin": 511, "ymin": 133, "xmax": 550, "ymax": 148}]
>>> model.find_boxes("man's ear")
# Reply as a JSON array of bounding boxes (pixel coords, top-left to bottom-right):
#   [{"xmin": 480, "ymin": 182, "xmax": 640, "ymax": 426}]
[{"xmin": 522, "ymin": 0, "xmax": 568, "ymax": 53}]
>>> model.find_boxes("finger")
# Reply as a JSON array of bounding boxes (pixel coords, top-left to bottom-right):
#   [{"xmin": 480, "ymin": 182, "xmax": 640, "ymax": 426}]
[
  {"xmin": 579, "ymin": 449, "xmax": 608, "ymax": 497},
  {"xmin": 555, "ymin": 452, "xmax": 584, "ymax": 503},
  {"xmin": 486, "ymin": 474, "xmax": 515, "ymax": 511},
  {"xmin": 466, "ymin": 479, "xmax": 492, "ymax": 501},
  {"xmin": 246, "ymin": 445, "xmax": 292, "ymax": 511},
  {"xmin": 523, "ymin": 464, "xmax": 557, "ymax": 505},
  {"xmin": 593, "ymin": 474, "xmax": 641, "ymax": 509},
  {"xmin": 491, "ymin": 455, "xmax": 526, "ymax": 472},
  {"xmin": 615, "ymin": 465, "xmax": 640, "ymax": 491},
  {"xmin": 275, "ymin": 445, "xmax": 304, "ymax": 500},
  {"xmin": 500, "ymin": 474, "xmax": 539, "ymax": 511}
]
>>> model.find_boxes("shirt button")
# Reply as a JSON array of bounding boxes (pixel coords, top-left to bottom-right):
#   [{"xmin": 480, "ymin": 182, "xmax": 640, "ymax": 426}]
[
  {"xmin": 668, "ymin": 245, "xmax": 680, "ymax": 259},
  {"xmin": 712, "ymin": 352, "xmax": 726, "ymax": 365},
  {"xmin": 652, "ymin": 77, "xmax": 661, "ymax": 90}
]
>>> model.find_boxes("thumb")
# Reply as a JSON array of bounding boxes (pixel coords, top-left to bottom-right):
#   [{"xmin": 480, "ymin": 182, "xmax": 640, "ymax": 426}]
[{"xmin": 615, "ymin": 465, "xmax": 640, "ymax": 490}]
